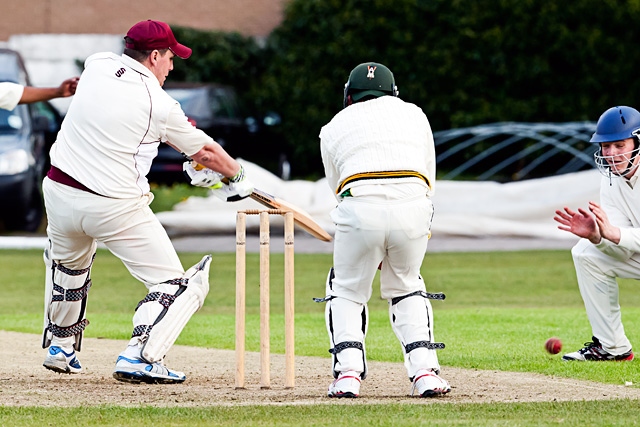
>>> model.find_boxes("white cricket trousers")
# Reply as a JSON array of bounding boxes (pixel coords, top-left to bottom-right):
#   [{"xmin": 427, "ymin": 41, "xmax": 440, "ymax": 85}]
[
  {"xmin": 330, "ymin": 193, "xmax": 433, "ymax": 303},
  {"xmin": 571, "ymin": 238, "xmax": 635, "ymax": 354},
  {"xmin": 326, "ymin": 192, "xmax": 440, "ymax": 377},
  {"xmin": 43, "ymin": 177, "xmax": 184, "ymax": 285}
]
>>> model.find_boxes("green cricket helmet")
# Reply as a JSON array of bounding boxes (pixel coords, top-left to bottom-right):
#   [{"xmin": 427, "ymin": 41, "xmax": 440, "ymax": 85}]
[{"xmin": 343, "ymin": 62, "xmax": 399, "ymax": 108}]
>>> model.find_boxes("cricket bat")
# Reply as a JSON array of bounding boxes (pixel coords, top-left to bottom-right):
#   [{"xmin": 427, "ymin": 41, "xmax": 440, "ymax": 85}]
[
  {"xmin": 246, "ymin": 187, "xmax": 333, "ymax": 242},
  {"xmin": 192, "ymin": 162, "xmax": 332, "ymax": 242}
]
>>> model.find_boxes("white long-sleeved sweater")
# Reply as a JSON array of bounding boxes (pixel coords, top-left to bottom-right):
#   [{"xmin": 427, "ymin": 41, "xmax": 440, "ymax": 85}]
[{"xmin": 319, "ymin": 96, "xmax": 435, "ymax": 198}]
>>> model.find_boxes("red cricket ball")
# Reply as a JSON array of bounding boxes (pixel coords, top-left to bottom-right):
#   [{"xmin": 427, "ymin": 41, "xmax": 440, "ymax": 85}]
[{"xmin": 545, "ymin": 337, "xmax": 562, "ymax": 355}]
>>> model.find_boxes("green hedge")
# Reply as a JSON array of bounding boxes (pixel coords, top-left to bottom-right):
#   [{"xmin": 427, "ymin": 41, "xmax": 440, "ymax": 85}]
[
  {"xmin": 168, "ymin": 26, "xmax": 266, "ymax": 114},
  {"xmin": 168, "ymin": 0, "xmax": 640, "ymax": 179}
]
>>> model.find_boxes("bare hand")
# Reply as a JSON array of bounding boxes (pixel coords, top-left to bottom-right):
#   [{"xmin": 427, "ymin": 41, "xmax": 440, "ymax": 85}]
[
  {"xmin": 554, "ymin": 206, "xmax": 601, "ymax": 243},
  {"xmin": 57, "ymin": 77, "xmax": 79, "ymax": 98},
  {"xmin": 588, "ymin": 201, "xmax": 620, "ymax": 244}
]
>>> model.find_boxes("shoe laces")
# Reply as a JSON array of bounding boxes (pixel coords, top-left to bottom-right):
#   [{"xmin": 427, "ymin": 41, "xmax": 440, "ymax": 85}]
[{"xmin": 579, "ymin": 338, "xmax": 603, "ymax": 355}]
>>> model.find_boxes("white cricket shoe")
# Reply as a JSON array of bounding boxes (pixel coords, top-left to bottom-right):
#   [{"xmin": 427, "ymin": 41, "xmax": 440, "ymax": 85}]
[
  {"xmin": 43, "ymin": 346, "xmax": 82, "ymax": 374},
  {"xmin": 412, "ymin": 369, "xmax": 451, "ymax": 397},
  {"xmin": 562, "ymin": 337, "xmax": 634, "ymax": 362},
  {"xmin": 113, "ymin": 355, "xmax": 186, "ymax": 384},
  {"xmin": 327, "ymin": 370, "xmax": 361, "ymax": 398}
]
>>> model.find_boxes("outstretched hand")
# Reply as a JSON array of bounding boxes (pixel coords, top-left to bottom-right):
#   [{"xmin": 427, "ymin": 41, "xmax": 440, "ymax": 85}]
[
  {"xmin": 588, "ymin": 201, "xmax": 621, "ymax": 244},
  {"xmin": 554, "ymin": 205, "xmax": 601, "ymax": 244},
  {"xmin": 19, "ymin": 77, "xmax": 80, "ymax": 105}
]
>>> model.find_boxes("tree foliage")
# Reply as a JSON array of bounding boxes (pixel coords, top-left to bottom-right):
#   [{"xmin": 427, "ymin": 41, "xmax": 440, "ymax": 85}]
[
  {"xmin": 252, "ymin": 0, "xmax": 640, "ymax": 177},
  {"xmin": 166, "ymin": 0, "xmax": 640, "ymax": 179},
  {"xmin": 168, "ymin": 26, "xmax": 266, "ymax": 111}
]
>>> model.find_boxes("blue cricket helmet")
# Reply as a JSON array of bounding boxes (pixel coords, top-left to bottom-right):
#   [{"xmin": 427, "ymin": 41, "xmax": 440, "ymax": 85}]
[{"xmin": 590, "ymin": 106, "xmax": 640, "ymax": 143}]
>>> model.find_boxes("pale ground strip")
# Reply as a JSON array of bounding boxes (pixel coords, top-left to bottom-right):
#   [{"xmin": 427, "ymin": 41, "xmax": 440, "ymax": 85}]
[
  {"xmin": 0, "ymin": 234, "xmax": 580, "ymax": 253},
  {"xmin": 2, "ymin": 331, "xmax": 640, "ymax": 407},
  {"xmin": 169, "ymin": 234, "xmax": 581, "ymax": 254}
]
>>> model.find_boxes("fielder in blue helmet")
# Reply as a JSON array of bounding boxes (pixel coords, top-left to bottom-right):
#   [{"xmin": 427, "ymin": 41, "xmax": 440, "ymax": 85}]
[
  {"xmin": 553, "ymin": 105, "xmax": 640, "ymax": 362},
  {"xmin": 590, "ymin": 106, "xmax": 640, "ymax": 178}
]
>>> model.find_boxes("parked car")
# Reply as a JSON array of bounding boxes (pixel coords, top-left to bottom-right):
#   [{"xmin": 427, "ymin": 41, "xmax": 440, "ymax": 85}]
[
  {"xmin": 0, "ymin": 48, "xmax": 62, "ymax": 232},
  {"xmin": 148, "ymin": 82, "xmax": 289, "ymax": 185}
]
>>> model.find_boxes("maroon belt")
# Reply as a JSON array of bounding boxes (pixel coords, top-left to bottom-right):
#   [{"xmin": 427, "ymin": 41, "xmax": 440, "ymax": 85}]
[{"xmin": 47, "ymin": 166, "xmax": 101, "ymax": 196}]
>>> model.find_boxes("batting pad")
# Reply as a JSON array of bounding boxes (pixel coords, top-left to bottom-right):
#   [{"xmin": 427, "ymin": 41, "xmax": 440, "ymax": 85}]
[
  {"xmin": 140, "ymin": 255, "xmax": 211, "ymax": 363},
  {"xmin": 389, "ymin": 292, "xmax": 440, "ymax": 377},
  {"xmin": 325, "ymin": 296, "xmax": 369, "ymax": 379},
  {"xmin": 42, "ymin": 243, "xmax": 93, "ymax": 351}
]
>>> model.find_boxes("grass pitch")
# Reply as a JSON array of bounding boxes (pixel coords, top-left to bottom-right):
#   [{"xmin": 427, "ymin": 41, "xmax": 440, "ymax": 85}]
[{"xmin": 1, "ymin": 248, "xmax": 639, "ymax": 426}]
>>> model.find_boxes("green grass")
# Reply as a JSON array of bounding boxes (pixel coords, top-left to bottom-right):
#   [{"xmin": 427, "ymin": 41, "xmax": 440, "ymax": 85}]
[
  {"xmin": 3, "ymin": 401, "xmax": 640, "ymax": 427},
  {"xmin": 2, "ymin": 248, "xmax": 640, "ymax": 425},
  {"xmin": 148, "ymin": 183, "xmax": 209, "ymax": 213}
]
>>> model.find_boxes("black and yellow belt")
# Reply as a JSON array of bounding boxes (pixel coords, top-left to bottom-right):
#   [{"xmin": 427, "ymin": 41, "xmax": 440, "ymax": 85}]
[{"xmin": 336, "ymin": 170, "xmax": 431, "ymax": 195}]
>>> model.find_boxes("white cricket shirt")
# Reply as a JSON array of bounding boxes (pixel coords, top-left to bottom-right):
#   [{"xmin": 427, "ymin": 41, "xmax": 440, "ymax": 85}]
[
  {"xmin": 319, "ymin": 96, "xmax": 436, "ymax": 198},
  {"xmin": 0, "ymin": 82, "xmax": 24, "ymax": 110},
  {"xmin": 50, "ymin": 52, "xmax": 212, "ymax": 198},
  {"xmin": 595, "ymin": 173, "xmax": 640, "ymax": 259}
]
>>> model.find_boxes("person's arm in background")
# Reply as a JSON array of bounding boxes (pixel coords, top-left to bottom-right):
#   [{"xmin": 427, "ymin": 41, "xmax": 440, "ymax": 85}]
[
  {"xmin": 0, "ymin": 78, "xmax": 79, "ymax": 111},
  {"xmin": 19, "ymin": 77, "xmax": 79, "ymax": 104}
]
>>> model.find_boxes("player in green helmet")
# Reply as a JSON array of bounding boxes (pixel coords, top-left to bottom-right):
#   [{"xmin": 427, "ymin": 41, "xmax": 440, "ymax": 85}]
[{"xmin": 319, "ymin": 62, "xmax": 450, "ymax": 398}]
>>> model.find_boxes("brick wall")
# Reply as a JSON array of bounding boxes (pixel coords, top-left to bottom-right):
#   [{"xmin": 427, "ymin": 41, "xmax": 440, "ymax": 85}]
[{"xmin": 0, "ymin": 0, "xmax": 288, "ymax": 41}]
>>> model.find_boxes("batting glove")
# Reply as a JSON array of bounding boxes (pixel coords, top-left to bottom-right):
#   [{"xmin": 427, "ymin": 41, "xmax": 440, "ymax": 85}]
[
  {"xmin": 183, "ymin": 161, "xmax": 224, "ymax": 188},
  {"xmin": 209, "ymin": 165, "xmax": 254, "ymax": 202}
]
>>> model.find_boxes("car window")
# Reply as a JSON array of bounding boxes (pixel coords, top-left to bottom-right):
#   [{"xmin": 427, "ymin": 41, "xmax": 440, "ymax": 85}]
[
  {"xmin": 0, "ymin": 51, "xmax": 29, "ymax": 85},
  {"xmin": 165, "ymin": 85, "xmax": 241, "ymax": 124},
  {"xmin": 166, "ymin": 87, "xmax": 212, "ymax": 122},
  {"xmin": 210, "ymin": 87, "xmax": 238, "ymax": 119}
]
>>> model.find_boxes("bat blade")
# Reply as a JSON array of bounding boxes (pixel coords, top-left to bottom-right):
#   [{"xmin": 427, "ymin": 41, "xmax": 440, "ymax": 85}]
[
  {"xmin": 250, "ymin": 188, "xmax": 332, "ymax": 242},
  {"xmin": 190, "ymin": 162, "xmax": 331, "ymax": 241}
]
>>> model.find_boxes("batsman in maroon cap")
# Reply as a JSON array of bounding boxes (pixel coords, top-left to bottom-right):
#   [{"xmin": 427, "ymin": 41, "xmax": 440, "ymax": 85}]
[{"xmin": 41, "ymin": 20, "xmax": 254, "ymax": 384}]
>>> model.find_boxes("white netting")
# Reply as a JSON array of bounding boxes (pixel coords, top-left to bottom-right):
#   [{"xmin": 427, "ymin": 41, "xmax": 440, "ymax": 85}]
[
  {"xmin": 157, "ymin": 122, "xmax": 601, "ymax": 239},
  {"xmin": 435, "ymin": 122, "xmax": 597, "ymax": 181}
]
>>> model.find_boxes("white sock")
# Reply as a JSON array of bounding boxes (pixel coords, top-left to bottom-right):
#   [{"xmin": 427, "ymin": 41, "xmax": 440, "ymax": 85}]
[
  {"xmin": 121, "ymin": 343, "xmax": 142, "ymax": 358},
  {"xmin": 50, "ymin": 336, "xmax": 75, "ymax": 351}
]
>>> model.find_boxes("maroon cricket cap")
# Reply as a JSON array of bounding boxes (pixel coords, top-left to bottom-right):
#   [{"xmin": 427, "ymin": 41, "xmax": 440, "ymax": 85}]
[{"xmin": 125, "ymin": 20, "xmax": 192, "ymax": 59}]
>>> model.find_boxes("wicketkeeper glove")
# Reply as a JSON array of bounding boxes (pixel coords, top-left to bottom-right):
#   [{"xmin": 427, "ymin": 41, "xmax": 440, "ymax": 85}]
[
  {"xmin": 183, "ymin": 161, "xmax": 224, "ymax": 188},
  {"xmin": 209, "ymin": 165, "xmax": 254, "ymax": 202}
]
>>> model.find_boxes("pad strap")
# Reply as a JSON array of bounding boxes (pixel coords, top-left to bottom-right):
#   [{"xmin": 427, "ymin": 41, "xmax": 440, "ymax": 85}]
[
  {"xmin": 313, "ymin": 295, "xmax": 336, "ymax": 303},
  {"xmin": 132, "ymin": 288, "xmax": 185, "ymax": 339},
  {"xmin": 47, "ymin": 319, "xmax": 90, "ymax": 338},
  {"xmin": 405, "ymin": 341, "xmax": 445, "ymax": 352},
  {"xmin": 54, "ymin": 262, "xmax": 91, "ymax": 276},
  {"xmin": 136, "ymin": 292, "xmax": 178, "ymax": 311},
  {"xmin": 51, "ymin": 280, "xmax": 91, "ymax": 302},
  {"xmin": 163, "ymin": 278, "xmax": 189, "ymax": 286},
  {"xmin": 391, "ymin": 290, "xmax": 445, "ymax": 305},
  {"xmin": 329, "ymin": 341, "xmax": 363, "ymax": 355}
]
